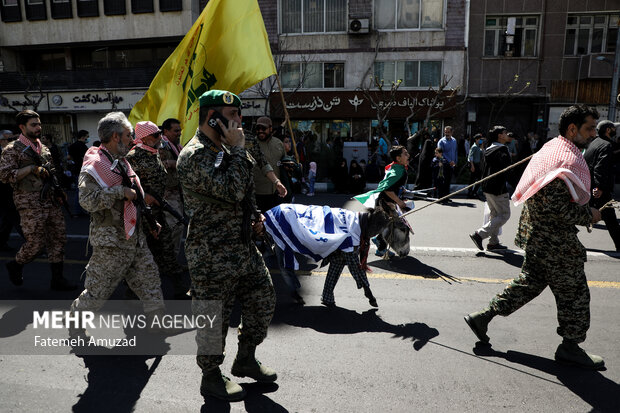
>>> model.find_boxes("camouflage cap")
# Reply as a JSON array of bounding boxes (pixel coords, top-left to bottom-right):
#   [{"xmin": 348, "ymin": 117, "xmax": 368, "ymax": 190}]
[{"xmin": 199, "ymin": 90, "xmax": 241, "ymax": 108}]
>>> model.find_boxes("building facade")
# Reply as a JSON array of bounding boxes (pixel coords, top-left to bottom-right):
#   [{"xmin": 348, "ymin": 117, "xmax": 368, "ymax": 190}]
[
  {"xmin": 467, "ymin": 1, "xmax": 619, "ymax": 141},
  {"xmin": 255, "ymin": 0, "xmax": 467, "ymax": 148}
]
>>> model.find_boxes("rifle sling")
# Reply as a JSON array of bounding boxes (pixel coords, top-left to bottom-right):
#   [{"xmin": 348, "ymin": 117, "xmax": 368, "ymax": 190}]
[{"xmin": 182, "ymin": 186, "xmax": 235, "ymax": 208}]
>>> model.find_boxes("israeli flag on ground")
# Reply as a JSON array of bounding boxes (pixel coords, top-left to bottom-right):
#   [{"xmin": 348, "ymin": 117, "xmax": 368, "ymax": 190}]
[{"xmin": 264, "ymin": 204, "xmax": 361, "ymax": 270}]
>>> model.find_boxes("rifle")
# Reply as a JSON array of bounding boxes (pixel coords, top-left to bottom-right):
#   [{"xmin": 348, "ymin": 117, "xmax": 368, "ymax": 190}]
[
  {"xmin": 110, "ymin": 158, "xmax": 161, "ymax": 238},
  {"xmin": 23, "ymin": 146, "xmax": 72, "ymax": 214},
  {"xmin": 149, "ymin": 192, "xmax": 189, "ymax": 226}
]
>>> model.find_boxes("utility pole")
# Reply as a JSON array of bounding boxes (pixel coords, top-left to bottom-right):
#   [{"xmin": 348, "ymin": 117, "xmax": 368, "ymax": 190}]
[{"xmin": 609, "ymin": 24, "xmax": 620, "ymax": 122}]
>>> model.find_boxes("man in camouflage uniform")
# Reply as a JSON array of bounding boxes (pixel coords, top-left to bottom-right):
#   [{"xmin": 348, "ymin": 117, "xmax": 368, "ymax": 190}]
[
  {"xmin": 465, "ymin": 104, "xmax": 605, "ymax": 370},
  {"xmin": 70, "ymin": 112, "xmax": 165, "ymax": 327},
  {"xmin": 0, "ymin": 110, "xmax": 75, "ymax": 290},
  {"xmin": 126, "ymin": 120, "xmax": 188, "ymax": 299},
  {"xmin": 177, "ymin": 90, "xmax": 276, "ymax": 402},
  {"xmin": 159, "ymin": 118, "xmax": 185, "ymax": 259}
]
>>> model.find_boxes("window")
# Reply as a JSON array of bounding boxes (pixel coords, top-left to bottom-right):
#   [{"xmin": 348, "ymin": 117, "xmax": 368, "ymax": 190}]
[
  {"xmin": 25, "ymin": 0, "xmax": 46, "ymax": 20},
  {"xmin": 159, "ymin": 0, "xmax": 181, "ymax": 12},
  {"xmin": 131, "ymin": 0, "xmax": 153, "ymax": 14},
  {"xmin": 484, "ymin": 16, "xmax": 539, "ymax": 57},
  {"xmin": 375, "ymin": 0, "xmax": 443, "ymax": 30},
  {"xmin": 281, "ymin": 62, "xmax": 345, "ymax": 88},
  {"xmin": 51, "ymin": 0, "xmax": 72, "ymax": 19},
  {"xmin": 104, "ymin": 0, "xmax": 126, "ymax": 15},
  {"xmin": 280, "ymin": 0, "xmax": 346, "ymax": 34},
  {"xmin": 564, "ymin": 14, "xmax": 619, "ymax": 55},
  {"xmin": 374, "ymin": 60, "xmax": 442, "ymax": 87},
  {"xmin": 77, "ymin": 0, "xmax": 98, "ymax": 17},
  {"xmin": 1, "ymin": 0, "xmax": 22, "ymax": 22}
]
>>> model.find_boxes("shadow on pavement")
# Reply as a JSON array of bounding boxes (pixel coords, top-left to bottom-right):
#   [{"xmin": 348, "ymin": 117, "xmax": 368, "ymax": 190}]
[
  {"xmin": 473, "ymin": 344, "xmax": 619, "ymax": 413},
  {"xmin": 474, "ymin": 250, "xmax": 524, "ymax": 268},
  {"xmin": 274, "ymin": 306, "xmax": 439, "ymax": 351},
  {"xmin": 201, "ymin": 383, "xmax": 288, "ymax": 413},
  {"xmin": 71, "ymin": 333, "xmax": 170, "ymax": 413},
  {"xmin": 369, "ymin": 255, "xmax": 461, "ymax": 284}
]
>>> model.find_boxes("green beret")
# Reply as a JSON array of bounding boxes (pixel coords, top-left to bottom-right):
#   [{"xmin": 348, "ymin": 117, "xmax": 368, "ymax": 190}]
[{"xmin": 199, "ymin": 90, "xmax": 241, "ymax": 108}]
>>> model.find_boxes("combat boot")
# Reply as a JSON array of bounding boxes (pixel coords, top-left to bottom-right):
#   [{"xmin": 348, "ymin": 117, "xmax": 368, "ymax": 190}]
[
  {"xmin": 555, "ymin": 339, "xmax": 605, "ymax": 370},
  {"xmin": 6, "ymin": 260, "xmax": 24, "ymax": 286},
  {"xmin": 464, "ymin": 307, "xmax": 496, "ymax": 343},
  {"xmin": 50, "ymin": 262, "xmax": 77, "ymax": 291},
  {"xmin": 231, "ymin": 342, "xmax": 277, "ymax": 382},
  {"xmin": 200, "ymin": 367, "xmax": 246, "ymax": 401}
]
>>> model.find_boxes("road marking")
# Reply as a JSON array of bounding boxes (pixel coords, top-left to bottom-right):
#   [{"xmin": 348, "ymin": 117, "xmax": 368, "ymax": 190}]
[
  {"xmin": 408, "ymin": 246, "xmax": 620, "ymax": 260},
  {"xmin": 2, "ymin": 257, "xmax": 617, "ymax": 289},
  {"xmin": 305, "ymin": 270, "xmax": 620, "ymax": 289}
]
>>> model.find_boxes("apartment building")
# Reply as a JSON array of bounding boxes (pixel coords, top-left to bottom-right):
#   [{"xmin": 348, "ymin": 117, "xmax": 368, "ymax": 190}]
[
  {"xmin": 257, "ymin": 0, "xmax": 467, "ymax": 144},
  {"xmin": 467, "ymin": 1, "xmax": 619, "ymax": 139}
]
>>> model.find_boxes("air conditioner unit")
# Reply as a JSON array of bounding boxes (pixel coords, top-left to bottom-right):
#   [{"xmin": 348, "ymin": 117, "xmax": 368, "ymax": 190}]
[{"xmin": 348, "ymin": 18, "xmax": 370, "ymax": 34}]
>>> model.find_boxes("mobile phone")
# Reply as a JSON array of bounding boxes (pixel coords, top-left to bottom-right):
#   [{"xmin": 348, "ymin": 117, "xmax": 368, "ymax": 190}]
[{"xmin": 207, "ymin": 110, "xmax": 229, "ymax": 137}]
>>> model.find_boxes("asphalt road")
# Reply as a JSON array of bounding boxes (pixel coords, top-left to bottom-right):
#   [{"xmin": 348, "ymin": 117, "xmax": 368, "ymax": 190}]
[{"xmin": 0, "ymin": 192, "xmax": 618, "ymax": 412}]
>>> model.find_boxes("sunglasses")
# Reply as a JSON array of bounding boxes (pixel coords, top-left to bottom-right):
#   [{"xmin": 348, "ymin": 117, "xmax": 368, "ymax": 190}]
[{"xmin": 255, "ymin": 125, "xmax": 269, "ymax": 131}]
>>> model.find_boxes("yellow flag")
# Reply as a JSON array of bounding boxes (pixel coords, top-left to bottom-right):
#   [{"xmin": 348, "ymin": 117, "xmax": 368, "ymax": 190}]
[{"xmin": 129, "ymin": 0, "xmax": 276, "ymax": 145}]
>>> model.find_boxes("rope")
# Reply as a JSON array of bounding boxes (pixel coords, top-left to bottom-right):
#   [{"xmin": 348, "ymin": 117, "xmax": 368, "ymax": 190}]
[{"xmin": 401, "ymin": 153, "xmax": 535, "ymax": 218}]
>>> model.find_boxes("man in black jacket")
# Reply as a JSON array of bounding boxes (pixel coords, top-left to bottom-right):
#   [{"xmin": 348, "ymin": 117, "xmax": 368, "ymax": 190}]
[
  {"xmin": 584, "ymin": 120, "xmax": 619, "ymax": 251},
  {"xmin": 470, "ymin": 126, "xmax": 513, "ymax": 251}
]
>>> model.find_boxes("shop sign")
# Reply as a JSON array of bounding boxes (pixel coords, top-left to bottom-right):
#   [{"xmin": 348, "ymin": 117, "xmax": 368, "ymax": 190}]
[
  {"xmin": 272, "ymin": 91, "xmax": 459, "ymax": 119},
  {"xmin": 0, "ymin": 94, "xmax": 49, "ymax": 112},
  {"xmin": 49, "ymin": 90, "xmax": 145, "ymax": 111}
]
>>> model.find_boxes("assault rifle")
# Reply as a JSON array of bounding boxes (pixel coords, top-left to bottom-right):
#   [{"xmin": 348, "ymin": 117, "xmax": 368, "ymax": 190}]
[
  {"xmin": 23, "ymin": 146, "xmax": 71, "ymax": 214},
  {"xmin": 110, "ymin": 158, "xmax": 161, "ymax": 239},
  {"xmin": 148, "ymin": 191, "xmax": 189, "ymax": 226}
]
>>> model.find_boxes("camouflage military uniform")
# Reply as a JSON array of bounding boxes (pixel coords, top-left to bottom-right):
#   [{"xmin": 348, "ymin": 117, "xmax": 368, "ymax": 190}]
[
  {"xmin": 159, "ymin": 139, "xmax": 185, "ymax": 259},
  {"xmin": 71, "ymin": 155, "xmax": 164, "ymax": 314},
  {"xmin": 126, "ymin": 145, "xmax": 187, "ymax": 296},
  {"xmin": 0, "ymin": 138, "xmax": 65, "ymax": 264},
  {"xmin": 177, "ymin": 129, "xmax": 275, "ymax": 372},
  {"xmin": 489, "ymin": 179, "xmax": 593, "ymax": 342}
]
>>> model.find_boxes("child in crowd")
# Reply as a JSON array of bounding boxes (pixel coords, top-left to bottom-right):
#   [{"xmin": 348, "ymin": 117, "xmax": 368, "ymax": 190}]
[
  {"xmin": 307, "ymin": 161, "xmax": 317, "ymax": 196},
  {"xmin": 431, "ymin": 147, "xmax": 449, "ymax": 199}
]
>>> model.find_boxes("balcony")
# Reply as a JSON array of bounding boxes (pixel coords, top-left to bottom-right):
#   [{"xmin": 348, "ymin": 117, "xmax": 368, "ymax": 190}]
[{"xmin": 0, "ymin": 67, "xmax": 160, "ymax": 92}]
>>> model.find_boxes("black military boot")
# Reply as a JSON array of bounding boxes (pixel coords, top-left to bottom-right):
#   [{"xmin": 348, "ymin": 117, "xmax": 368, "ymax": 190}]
[
  {"xmin": 50, "ymin": 262, "xmax": 77, "ymax": 291},
  {"xmin": 555, "ymin": 338, "xmax": 605, "ymax": 370},
  {"xmin": 464, "ymin": 307, "xmax": 496, "ymax": 343},
  {"xmin": 6, "ymin": 260, "xmax": 24, "ymax": 286},
  {"xmin": 363, "ymin": 285, "xmax": 378, "ymax": 307},
  {"xmin": 231, "ymin": 342, "xmax": 277, "ymax": 383},
  {"xmin": 200, "ymin": 367, "xmax": 246, "ymax": 401}
]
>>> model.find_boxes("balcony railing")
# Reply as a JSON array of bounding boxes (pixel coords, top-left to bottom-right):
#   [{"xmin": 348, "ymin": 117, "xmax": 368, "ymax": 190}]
[{"xmin": 0, "ymin": 67, "xmax": 160, "ymax": 92}]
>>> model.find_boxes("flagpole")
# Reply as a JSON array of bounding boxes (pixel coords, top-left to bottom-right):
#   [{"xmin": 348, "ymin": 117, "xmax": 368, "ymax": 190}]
[{"xmin": 275, "ymin": 73, "xmax": 300, "ymax": 163}]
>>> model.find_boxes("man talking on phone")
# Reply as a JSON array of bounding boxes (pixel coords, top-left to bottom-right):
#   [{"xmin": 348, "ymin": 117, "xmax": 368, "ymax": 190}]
[{"xmin": 177, "ymin": 90, "xmax": 277, "ymax": 402}]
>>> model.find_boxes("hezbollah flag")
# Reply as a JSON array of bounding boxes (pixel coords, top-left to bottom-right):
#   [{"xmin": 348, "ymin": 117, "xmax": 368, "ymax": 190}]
[{"xmin": 129, "ymin": 0, "xmax": 276, "ymax": 145}]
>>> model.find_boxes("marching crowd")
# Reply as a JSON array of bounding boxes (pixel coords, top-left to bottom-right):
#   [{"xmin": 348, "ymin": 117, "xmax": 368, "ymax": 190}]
[{"xmin": 0, "ymin": 92, "xmax": 618, "ymax": 401}]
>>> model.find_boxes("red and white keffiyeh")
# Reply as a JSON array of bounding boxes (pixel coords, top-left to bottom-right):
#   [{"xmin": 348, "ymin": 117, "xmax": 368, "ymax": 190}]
[
  {"xmin": 512, "ymin": 136, "xmax": 590, "ymax": 206},
  {"xmin": 133, "ymin": 138, "xmax": 159, "ymax": 154},
  {"xmin": 81, "ymin": 146, "xmax": 145, "ymax": 239},
  {"xmin": 18, "ymin": 134, "xmax": 42, "ymax": 154}
]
